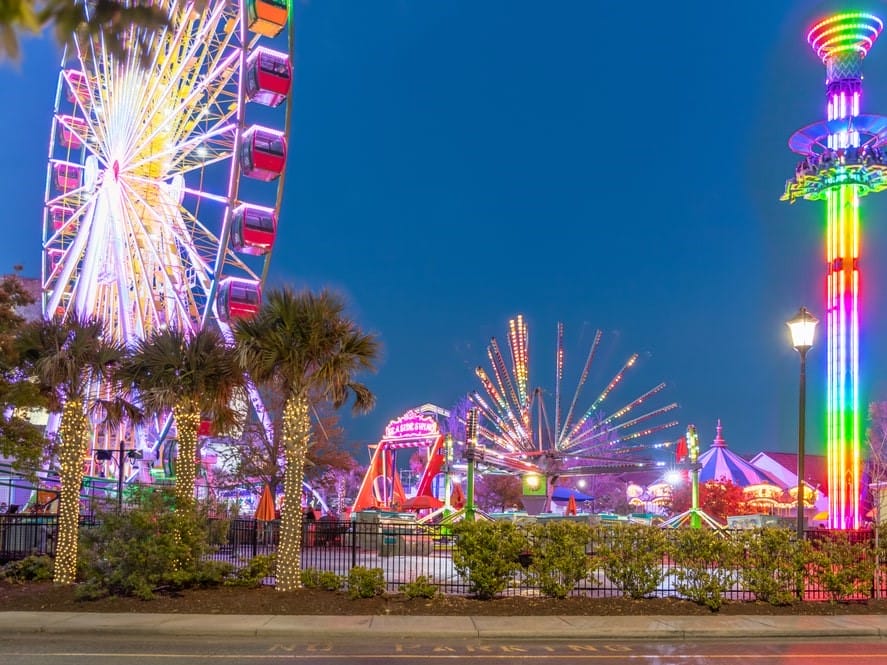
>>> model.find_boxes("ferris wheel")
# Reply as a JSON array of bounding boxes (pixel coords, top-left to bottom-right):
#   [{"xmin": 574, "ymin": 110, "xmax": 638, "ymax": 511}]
[
  {"xmin": 43, "ymin": 0, "xmax": 292, "ymax": 344},
  {"xmin": 42, "ymin": 0, "xmax": 293, "ymax": 476}
]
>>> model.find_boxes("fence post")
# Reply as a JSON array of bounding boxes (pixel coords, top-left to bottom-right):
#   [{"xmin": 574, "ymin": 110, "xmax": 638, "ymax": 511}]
[
  {"xmin": 351, "ymin": 519, "xmax": 357, "ymax": 570},
  {"xmin": 252, "ymin": 519, "xmax": 258, "ymax": 558}
]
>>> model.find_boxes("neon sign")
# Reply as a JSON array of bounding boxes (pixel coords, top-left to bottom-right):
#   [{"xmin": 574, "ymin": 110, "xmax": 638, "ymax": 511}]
[{"xmin": 383, "ymin": 409, "xmax": 439, "ymax": 440}]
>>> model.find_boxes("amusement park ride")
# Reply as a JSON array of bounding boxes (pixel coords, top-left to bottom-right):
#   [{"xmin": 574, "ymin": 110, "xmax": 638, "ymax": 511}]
[
  {"xmin": 660, "ymin": 425, "xmax": 722, "ymax": 530},
  {"xmin": 352, "ymin": 406, "xmax": 465, "ymax": 521},
  {"xmin": 782, "ymin": 11, "xmax": 887, "ymax": 530},
  {"xmin": 42, "ymin": 0, "xmax": 295, "ymax": 486},
  {"xmin": 354, "ymin": 314, "xmax": 680, "ymax": 521},
  {"xmin": 467, "ymin": 315, "xmax": 678, "ymax": 510}
]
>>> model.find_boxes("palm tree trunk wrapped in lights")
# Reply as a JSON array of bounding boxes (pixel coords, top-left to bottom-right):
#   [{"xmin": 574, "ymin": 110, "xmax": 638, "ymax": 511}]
[
  {"xmin": 172, "ymin": 401, "xmax": 201, "ymax": 510},
  {"xmin": 277, "ymin": 396, "xmax": 311, "ymax": 591},
  {"xmin": 55, "ymin": 399, "xmax": 88, "ymax": 584}
]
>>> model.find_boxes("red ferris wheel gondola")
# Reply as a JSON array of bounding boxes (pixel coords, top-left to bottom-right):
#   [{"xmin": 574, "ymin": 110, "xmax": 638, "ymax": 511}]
[
  {"xmin": 57, "ymin": 116, "xmax": 88, "ymax": 149},
  {"xmin": 49, "ymin": 205, "xmax": 75, "ymax": 231},
  {"xmin": 217, "ymin": 277, "xmax": 262, "ymax": 322},
  {"xmin": 246, "ymin": 47, "xmax": 292, "ymax": 108},
  {"xmin": 63, "ymin": 70, "xmax": 89, "ymax": 105},
  {"xmin": 240, "ymin": 126, "xmax": 286, "ymax": 182},
  {"xmin": 53, "ymin": 162, "xmax": 82, "ymax": 192},
  {"xmin": 231, "ymin": 204, "xmax": 277, "ymax": 255}
]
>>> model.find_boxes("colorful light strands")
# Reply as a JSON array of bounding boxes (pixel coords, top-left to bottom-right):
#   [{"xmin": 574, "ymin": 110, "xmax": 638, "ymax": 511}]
[
  {"xmin": 469, "ymin": 315, "xmax": 678, "ymax": 481},
  {"xmin": 808, "ymin": 13, "xmax": 883, "ymax": 59},
  {"xmin": 783, "ymin": 11, "xmax": 886, "ymax": 530}
]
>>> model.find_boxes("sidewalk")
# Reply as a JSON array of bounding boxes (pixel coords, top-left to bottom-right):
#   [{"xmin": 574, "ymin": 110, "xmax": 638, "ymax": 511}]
[{"xmin": 1, "ymin": 612, "xmax": 887, "ymax": 640}]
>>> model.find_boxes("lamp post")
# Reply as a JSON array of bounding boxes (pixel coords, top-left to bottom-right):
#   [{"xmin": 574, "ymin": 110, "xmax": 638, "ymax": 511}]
[
  {"xmin": 96, "ymin": 444, "xmax": 142, "ymax": 513},
  {"xmin": 787, "ymin": 307, "xmax": 818, "ymax": 540}
]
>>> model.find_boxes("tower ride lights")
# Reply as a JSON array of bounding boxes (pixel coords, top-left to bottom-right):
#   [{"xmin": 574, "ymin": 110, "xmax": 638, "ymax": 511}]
[{"xmin": 783, "ymin": 11, "xmax": 887, "ymax": 529}]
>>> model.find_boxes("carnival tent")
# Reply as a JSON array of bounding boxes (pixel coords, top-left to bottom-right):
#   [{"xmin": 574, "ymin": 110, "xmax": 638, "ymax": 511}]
[{"xmin": 697, "ymin": 421, "xmax": 769, "ymax": 487}]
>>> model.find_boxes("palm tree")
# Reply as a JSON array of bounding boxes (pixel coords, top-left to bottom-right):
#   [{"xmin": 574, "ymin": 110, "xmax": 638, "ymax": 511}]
[
  {"xmin": 15, "ymin": 315, "xmax": 125, "ymax": 584},
  {"xmin": 234, "ymin": 288, "xmax": 379, "ymax": 591},
  {"xmin": 116, "ymin": 326, "xmax": 245, "ymax": 511}
]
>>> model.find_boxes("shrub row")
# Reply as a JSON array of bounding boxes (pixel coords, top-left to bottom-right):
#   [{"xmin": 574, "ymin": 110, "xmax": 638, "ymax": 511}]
[{"xmin": 452, "ymin": 520, "xmax": 887, "ymax": 610}]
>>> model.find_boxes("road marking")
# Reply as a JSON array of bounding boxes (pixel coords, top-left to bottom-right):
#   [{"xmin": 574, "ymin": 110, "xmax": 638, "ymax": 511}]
[{"xmin": 5, "ymin": 653, "xmax": 887, "ymax": 661}]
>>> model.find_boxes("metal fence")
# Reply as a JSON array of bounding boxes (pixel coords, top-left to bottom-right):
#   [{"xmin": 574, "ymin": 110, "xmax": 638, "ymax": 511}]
[
  {"xmin": 0, "ymin": 515, "xmax": 58, "ymax": 562},
  {"xmin": 204, "ymin": 518, "xmax": 887, "ymax": 600},
  {"xmin": 5, "ymin": 514, "xmax": 887, "ymax": 602}
]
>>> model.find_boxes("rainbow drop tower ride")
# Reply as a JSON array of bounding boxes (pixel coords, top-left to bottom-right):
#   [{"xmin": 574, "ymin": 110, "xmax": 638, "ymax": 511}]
[{"xmin": 783, "ymin": 11, "xmax": 887, "ymax": 529}]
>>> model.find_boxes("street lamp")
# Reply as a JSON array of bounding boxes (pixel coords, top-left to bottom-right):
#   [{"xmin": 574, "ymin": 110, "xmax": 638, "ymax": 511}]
[
  {"xmin": 96, "ymin": 447, "xmax": 143, "ymax": 512},
  {"xmin": 787, "ymin": 306, "xmax": 818, "ymax": 540}
]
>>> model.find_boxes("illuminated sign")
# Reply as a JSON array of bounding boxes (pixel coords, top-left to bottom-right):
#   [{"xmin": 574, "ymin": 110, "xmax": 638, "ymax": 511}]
[{"xmin": 383, "ymin": 409, "xmax": 439, "ymax": 441}]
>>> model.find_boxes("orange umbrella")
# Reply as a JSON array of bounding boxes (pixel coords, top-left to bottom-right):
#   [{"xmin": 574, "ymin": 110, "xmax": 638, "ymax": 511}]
[
  {"xmin": 566, "ymin": 494, "xmax": 577, "ymax": 516},
  {"xmin": 450, "ymin": 483, "xmax": 465, "ymax": 509},
  {"xmin": 255, "ymin": 484, "xmax": 276, "ymax": 521}
]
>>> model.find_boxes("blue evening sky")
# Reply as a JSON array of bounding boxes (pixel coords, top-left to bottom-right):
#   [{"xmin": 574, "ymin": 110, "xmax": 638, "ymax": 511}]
[{"xmin": 4, "ymin": 1, "xmax": 887, "ymax": 461}]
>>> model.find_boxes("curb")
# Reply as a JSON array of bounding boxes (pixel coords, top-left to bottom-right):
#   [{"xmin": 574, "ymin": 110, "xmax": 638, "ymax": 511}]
[{"xmin": 1, "ymin": 612, "xmax": 887, "ymax": 640}]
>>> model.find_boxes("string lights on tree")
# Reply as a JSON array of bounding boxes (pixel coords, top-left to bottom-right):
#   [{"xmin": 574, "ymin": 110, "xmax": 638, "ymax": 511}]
[
  {"xmin": 55, "ymin": 398, "xmax": 88, "ymax": 584},
  {"xmin": 172, "ymin": 401, "xmax": 200, "ymax": 510},
  {"xmin": 276, "ymin": 395, "xmax": 311, "ymax": 592}
]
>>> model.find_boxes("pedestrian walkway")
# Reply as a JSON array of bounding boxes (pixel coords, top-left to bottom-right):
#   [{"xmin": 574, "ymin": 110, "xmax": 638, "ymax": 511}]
[{"xmin": 1, "ymin": 612, "xmax": 886, "ymax": 640}]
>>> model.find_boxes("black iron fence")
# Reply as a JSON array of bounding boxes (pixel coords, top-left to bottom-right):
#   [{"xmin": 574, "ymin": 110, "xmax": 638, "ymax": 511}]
[
  {"xmin": 0, "ymin": 515, "xmax": 58, "ymax": 562},
  {"xmin": 5, "ymin": 514, "xmax": 887, "ymax": 602},
  {"xmin": 204, "ymin": 518, "xmax": 887, "ymax": 600}
]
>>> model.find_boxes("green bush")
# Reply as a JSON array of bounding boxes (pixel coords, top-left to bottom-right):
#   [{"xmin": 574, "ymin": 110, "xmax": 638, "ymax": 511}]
[
  {"xmin": 77, "ymin": 489, "xmax": 223, "ymax": 599},
  {"xmin": 527, "ymin": 521, "xmax": 592, "ymax": 599},
  {"xmin": 195, "ymin": 559, "xmax": 235, "ymax": 587},
  {"xmin": 595, "ymin": 523, "xmax": 669, "ymax": 599},
  {"xmin": 400, "ymin": 575, "xmax": 437, "ymax": 599},
  {"xmin": 226, "ymin": 554, "xmax": 275, "ymax": 588},
  {"xmin": 205, "ymin": 518, "xmax": 231, "ymax": 548},
  {"xmin": 876, "ymin": 524, "xmax": 887, "ymax": 592},
  {"xmin": 0, "ymin": 555, "xmax": 54, "ymax": 582},
  {"xmin": 736, "ymin": 528, "xmax": 807, "ymax": 606},
  {"xmin": 670, "ymin": 528, "xmax": 743, "ymax": 611},
  {"xmin": 300, "ymin": 567, "xmax": 345, "ymax": 591},
  {"xmin": 808, "ymin": 531, "xmax": 875, "ymax": 602},
  {"xmin": 347, "ymin": 566, "xmax": 385, "ymax": 599},
  {"xmin": 452, "ymin": 520, "xmax": 527, "ymax": 600}
]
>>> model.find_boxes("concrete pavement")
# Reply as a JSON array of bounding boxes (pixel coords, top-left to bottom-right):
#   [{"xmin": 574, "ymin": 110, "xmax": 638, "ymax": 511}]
[{"xmin": 1, "ymin": 612, "xmax": 887, "ymax": 640}]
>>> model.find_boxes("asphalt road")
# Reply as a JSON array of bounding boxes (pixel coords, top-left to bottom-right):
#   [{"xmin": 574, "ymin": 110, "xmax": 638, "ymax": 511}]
[{"xmin": 0, "ymin": 635, "xmax": 886, "ymax": 664}]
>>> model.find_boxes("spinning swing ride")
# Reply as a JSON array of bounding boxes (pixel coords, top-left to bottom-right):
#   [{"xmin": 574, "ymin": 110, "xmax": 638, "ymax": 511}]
[{"xmin": 468, "ymin": 315, "xmax": 680, "ymax": 500}]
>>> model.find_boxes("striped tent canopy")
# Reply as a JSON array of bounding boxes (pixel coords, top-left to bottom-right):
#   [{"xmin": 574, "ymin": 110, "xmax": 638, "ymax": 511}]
[{"xmin": 697, "ymin": 420, "xmax": 769, "ymax": 487}]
